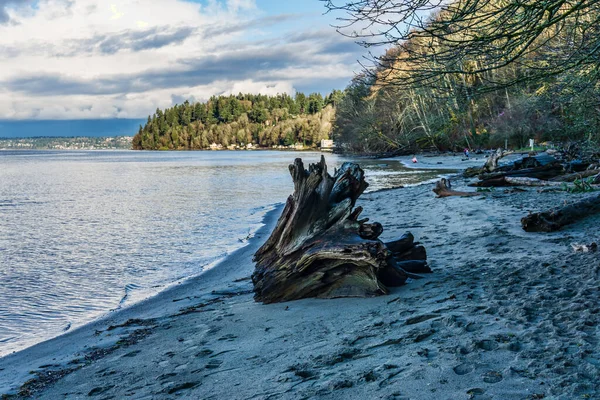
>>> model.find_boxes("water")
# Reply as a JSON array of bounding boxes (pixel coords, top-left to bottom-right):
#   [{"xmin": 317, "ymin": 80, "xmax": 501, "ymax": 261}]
[{"xmin": 0, "ymin": 150, "xmax": 447, "ymax": 356}]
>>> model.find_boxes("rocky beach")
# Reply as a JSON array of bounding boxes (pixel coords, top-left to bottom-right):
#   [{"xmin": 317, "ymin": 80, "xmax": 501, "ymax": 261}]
[{"xmin": 1, "ymin": 154, "xmax": 599, "ymax": 400}]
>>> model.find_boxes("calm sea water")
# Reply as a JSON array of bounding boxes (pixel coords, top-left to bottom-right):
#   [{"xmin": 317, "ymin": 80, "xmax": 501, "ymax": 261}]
[{"xmin": 0, "ymin": 150, "xmax": 446, "ymax": 356}]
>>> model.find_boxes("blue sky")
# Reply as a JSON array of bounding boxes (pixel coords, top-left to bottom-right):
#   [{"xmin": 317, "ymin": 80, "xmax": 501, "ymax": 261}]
[{"xmin": 0, "ymin": 0, "xmax": 367, "ymax": 136}]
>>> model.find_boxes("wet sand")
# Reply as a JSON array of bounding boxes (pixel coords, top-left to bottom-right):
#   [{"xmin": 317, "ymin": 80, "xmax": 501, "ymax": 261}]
[{"xmin": 1, "ymin": 157, "xmax": 599, "ymax": 399}]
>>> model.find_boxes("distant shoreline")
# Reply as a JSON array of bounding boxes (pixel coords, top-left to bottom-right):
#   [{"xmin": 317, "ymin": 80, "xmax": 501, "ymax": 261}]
[{"xmin": 0, "ymin": 136, "xmax": 134, "ymax": 151}]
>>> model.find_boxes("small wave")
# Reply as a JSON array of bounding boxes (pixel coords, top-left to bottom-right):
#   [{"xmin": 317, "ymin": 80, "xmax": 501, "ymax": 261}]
[{"xmin": 115, "ymin": 283, "xmax": 144, "ymax": 310}]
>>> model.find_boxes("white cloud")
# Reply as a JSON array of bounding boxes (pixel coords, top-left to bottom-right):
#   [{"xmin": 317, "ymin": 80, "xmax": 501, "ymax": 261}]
[
  {"xmin": 226, "ymin": 0, "xmax": 256, "ymax": 12},
  {"xmin": 0, "ymin": 0, "xmax": 363, "ymax": 120}
]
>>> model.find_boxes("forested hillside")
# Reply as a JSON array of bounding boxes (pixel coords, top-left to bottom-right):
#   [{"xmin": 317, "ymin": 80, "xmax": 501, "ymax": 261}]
[
  {"xmin": 327, "ymin": 0, "xmax": 600, "ymax": 154},
  {"xmin": 132, "ymin": 92, "xmax": 341, "ymax": 150}
]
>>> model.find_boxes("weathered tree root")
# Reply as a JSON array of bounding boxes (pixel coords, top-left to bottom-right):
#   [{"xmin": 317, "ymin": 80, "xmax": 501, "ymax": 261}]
[{"xmin": 252, "ymin": 156, "xmax": 429, "ymax": 303}]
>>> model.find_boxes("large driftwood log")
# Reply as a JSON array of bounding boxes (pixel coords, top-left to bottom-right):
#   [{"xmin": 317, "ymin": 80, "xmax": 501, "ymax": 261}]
[
  {"xmin": 479, "ymin": 163, "xmax": 564, "ymax": 181},
  {"xmin": 549, "ymin": 169, "xmax": 600, "ymax": 182},
  {"xmin": 433, "ymin": 178, "xmax": 480, "ymax": 197},
  {"xmin": 470, "ymin": 177, "xmax": 567, "ymax": 188},
  {"xmin": 252, "ymin": 157, "xmax": 428, "ymax": 303},
  {"xmin": 521, "ymin": 193, "xmax": 600, "ymax": 232}
]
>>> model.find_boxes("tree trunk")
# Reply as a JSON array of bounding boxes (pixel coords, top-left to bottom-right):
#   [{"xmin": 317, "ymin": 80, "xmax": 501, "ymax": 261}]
[
  {"xmin": 549, "ymin": 169, "xmax": 600, "ymax": 182},
  {"xmin": 521, "ymin": 193, "xmax": 600, "ymax": 232},
  {"xmin": 478, "ymin": 164, "xmax": 564, "ymax": 182},
  {"xmin": 470, "ymin": 176, "xmax": 566, "ymax": 188},
  {"xmin": 252, "ymin": 157, "xmax": 428, "ymax": 303}
]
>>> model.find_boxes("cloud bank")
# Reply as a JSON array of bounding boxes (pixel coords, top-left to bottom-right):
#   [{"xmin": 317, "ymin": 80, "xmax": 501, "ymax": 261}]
[{"xmin": 0, "ymin": 0, "xmax": 363, "ymax": 119}]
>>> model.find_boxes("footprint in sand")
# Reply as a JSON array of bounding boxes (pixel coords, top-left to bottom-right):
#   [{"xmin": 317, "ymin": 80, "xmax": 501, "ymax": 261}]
[
  {"xmin": 453, "ymin": 363, "xmax": 474, "ymax": 375},
  {"xmin": 482, "ymin": 370, "xmax": 503, "ymax": 383},
  {"xmin": 467, "ymin": 387, "xmax": 492, "ymax": 400},
  {"xmin": 475, "ymin": 339, "xmax": 499, "ymax": 351},
  {"xmin": 88, "ymin": 385, "xmax": 114, "ymax": 396},
  {"xmin": 218, "ymin": 333, "xmax": 237, "ymax": 341},
  {"xmin": 506, "ymin": 342, "xmax": 522, "ymax": 352},
  {"xmin": 196, "ymin": 349, "xmax": 214, "ymax": 357},
  {"xmin": 158, "ymin": 372, "xmax": 177, "ymax": 381},
  {"xmin": 205, "ymin": 359, "xmax": 223, "ymax": 369},
  {"xmin": 122, "ymin": 350, "xmax": 141, "ymax": 358},
  {"xmin": 166, "ymin": 381, "xmax": 201, "ymax": 394}
]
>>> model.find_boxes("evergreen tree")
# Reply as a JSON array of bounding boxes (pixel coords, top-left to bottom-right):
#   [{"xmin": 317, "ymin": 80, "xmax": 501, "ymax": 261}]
[{"xmin": 131, "ymin": 91, "xmax": 338, "ymax": 150}]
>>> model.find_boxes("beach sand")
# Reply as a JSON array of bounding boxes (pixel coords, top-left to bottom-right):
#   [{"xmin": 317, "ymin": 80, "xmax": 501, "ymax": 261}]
[{"xmin": 1, "ymin": 156, "xmax": 599, "ymax": 399}]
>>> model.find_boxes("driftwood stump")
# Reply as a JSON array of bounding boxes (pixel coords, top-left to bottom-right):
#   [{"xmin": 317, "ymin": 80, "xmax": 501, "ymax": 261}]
[
  {"xmin": 252, "ymin": 156, "xmax": 427, "ymax": 303},
  {"xmin": 433, "ymin": 178, "xmax": 480, "ymax": 197},
  {"xmin": 464, "ymin": 148, "xmax": 511, "ymax": 177}
]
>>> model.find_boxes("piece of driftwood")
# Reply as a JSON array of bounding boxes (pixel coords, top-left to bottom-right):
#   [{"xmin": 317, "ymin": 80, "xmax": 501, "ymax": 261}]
[
  {"xmin": 484, "ymin": 148, "xmax": 512, "ymax": 172},
  {"xmin": 521, "ymin": 193, "xmax": 600, "ymax": 232},
  {"xmin": 571, "ymin": 242, "xmax": 598, "ymax": 252},
  {"xmin": 470, "ymin": 177, "xmax": 566, "ymax": 188},
  {"xmin": 385, "ymin": 232, "xmax": 415, "ymax": 254},
  {"xmin": 464, "ymin": 148, "xmax": 511, "ymax": 177},
  {"xmin": 479, "ymin": 163, "xmax": 564, "ymax": 181},
  {"xmin": 379, "ymin": 233, "xmax": 430, "ymax": 284},
  {"xmin": 433, "ymin": 178, "xmax": 480, "ymax": 197},
  {"xmin": 252, "ymin": 157, "xmax": 429, "ymax": 303},
  {"xmin": 549, "ymin": 169, "xmax": 599, "ymax": 182},
  {"xmin": 385, "ymin": 233, "xmax": 429, "ymax": 273},
  {"xmin": 512, "ymin": 153, "xmax": 557, "ymax": 170}
]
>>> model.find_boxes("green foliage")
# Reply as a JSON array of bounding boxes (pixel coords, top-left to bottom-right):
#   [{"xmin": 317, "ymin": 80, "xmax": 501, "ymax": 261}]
[
  {"xmin": 331, "ymin": 1, "xmax": 600, "ymax": 155},
  {"xmin": 132, "ymin": 93, "xmax": 335, "ymax": 150},
  {"xmin": 566, "ymin": 177, "xmax": 596, "ymax": 194}
]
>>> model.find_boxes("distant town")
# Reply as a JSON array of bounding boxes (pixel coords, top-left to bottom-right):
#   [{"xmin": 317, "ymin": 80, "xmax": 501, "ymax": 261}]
[{"xmin": 0, "ymin": 136, "xmax": 133, "ymax": 150}]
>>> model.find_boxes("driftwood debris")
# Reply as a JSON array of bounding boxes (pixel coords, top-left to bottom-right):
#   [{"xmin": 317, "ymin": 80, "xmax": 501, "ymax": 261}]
[
  {"xmin": 433, "ymin": 178, "xmax": 480, "ymax": 197},
  {"xmin": 484, "ymin": 148, "xmax": 511, "ymax": 172},
  {"xmin": 571, "ymin": 242, "xmax": 598, "ymax": 253},
  {"xmin": 549, "ymin": 169, "xmax": 600, "ymax": 182},
  {"xmin": 385, "ymin": 232, "xmax": 430, "ymax": 275},
  {"xmin": 464, "ymin": 148, "xmax": 511, "ymax": 177},
  {"xmin": 470, "ymin": 176, "xmax": 566, "ymax": 188},
  {"xmin": 521, "ymin": 193, "xmax": 600, "ymax": 232},
  {"xmin": 479, "ymin": 163, "xmax": 564, "ymax": 182},
  {"xmin": 467, "ymin": 142, "xmax": 600, "ymax": 190},
  {"xmin": 468, "ymin": 151, "xmax": 564, "ymax": 187},
  {"xmin": 252, "ymin": 157, "xmax": 428, "ymax": 303}
]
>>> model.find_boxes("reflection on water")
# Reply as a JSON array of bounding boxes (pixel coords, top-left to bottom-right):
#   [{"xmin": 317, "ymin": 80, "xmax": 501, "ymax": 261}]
[{"xmin": 0, "ymin": 150, "xmax": 450, "ymax": 356}]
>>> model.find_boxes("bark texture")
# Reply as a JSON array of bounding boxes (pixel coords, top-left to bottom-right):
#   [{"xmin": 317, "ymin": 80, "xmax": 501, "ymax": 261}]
[
  {"xmin": 549, "ymin": 169, "xmax": 600, "ymax": 182},
  {"xmin": 252, "ymin": 157, "xmax": 409, "ymax": 303},
  {"xmin": 521, "ymin": 193, "xmax": 600, "ymax": 232}
]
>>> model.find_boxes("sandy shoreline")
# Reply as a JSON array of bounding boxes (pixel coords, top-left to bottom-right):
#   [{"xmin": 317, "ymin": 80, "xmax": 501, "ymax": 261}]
[{"xmin": 2, "ymin": 156, "xmax": 599, "ymax": 399}]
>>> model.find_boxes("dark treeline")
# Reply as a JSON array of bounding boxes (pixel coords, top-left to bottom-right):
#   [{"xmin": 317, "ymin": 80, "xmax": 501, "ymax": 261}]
[
  {"xmin": 133, "ymin": 92, "xmax": 342, "ymax": 150},
  {"xmin": 328, "ymin": 0, "xmax": 600, "ymax": 154}
]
